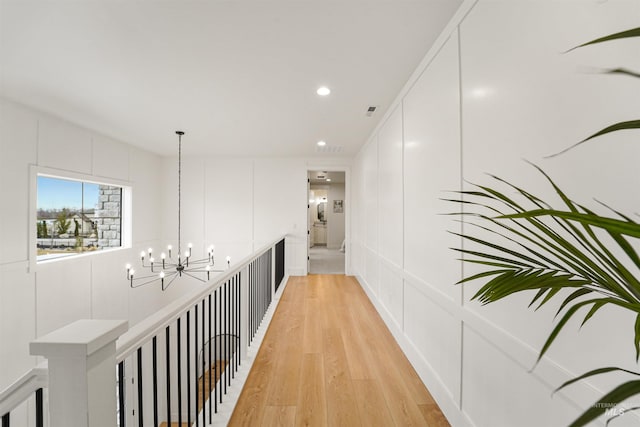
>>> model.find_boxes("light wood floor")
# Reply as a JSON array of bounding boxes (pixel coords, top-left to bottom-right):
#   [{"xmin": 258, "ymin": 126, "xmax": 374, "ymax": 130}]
[{"xmin": 229, "ymin": 275, "xmax": 450, "ymax": 427}]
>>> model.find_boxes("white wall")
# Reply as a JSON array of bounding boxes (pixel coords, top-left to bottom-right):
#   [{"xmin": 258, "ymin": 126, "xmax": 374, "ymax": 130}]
[
  {"xmin": 351, "ymin": 1, "xmax": 640, "ymax": 426},
  {"xmin": 327, "ymin": 182, "xmax": 345, "ymax": 249},
  {"xmin": 0, "ymin": 98, "xmax": 173, "ymax": 423},
  {"xmin": 162, "ymin": 157, "xmax": 350, "ymax": 279}
]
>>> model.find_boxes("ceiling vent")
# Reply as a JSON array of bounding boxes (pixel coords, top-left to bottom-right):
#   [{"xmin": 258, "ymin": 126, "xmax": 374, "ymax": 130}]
[
  {"xmin": 315, "ymin": 144, "xmax": 343, "ymax": 154},
  {"xmin": 365, "ymin": 105, "xmax": 378, "ymax": 117}
]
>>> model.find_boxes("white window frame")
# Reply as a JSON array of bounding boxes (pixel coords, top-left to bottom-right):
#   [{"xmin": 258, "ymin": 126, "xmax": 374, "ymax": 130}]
[{"xmin": 29, "ymin": 165, "xmax": 132, "ymax": 271}]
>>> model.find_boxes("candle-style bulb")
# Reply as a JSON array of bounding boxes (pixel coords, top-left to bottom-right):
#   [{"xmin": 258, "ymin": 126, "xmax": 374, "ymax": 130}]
[
  {"xmin": 148, "ymin": 247, "xmax": 153, "ymax": 255},
  {"xmin": 140, "ymin": 251, "xmax": 145, "ymax": 260},
  {"xmin": 161, "ymin": 253, "xmax": 166, "ymax": 259}
]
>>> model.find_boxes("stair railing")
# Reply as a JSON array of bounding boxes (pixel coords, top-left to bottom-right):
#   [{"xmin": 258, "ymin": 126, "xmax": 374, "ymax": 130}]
[{"xmin": 2, "ymin": 236, "xmax": 286, "ymax": 427}]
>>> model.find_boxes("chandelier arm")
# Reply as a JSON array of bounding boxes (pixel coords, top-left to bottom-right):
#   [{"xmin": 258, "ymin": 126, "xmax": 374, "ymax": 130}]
[
  {"xmin": 182, "ymin": 271, "xmax": 207, "ymax": 283},
  {"xmin": 130, "ymin": 274, "xmax": 171, "ymax": 289},
  {"xmin": 185, "ymin": 258, "xmax": 213, "ymax": 265},
  {"xmin": 162, "ymin": 273, "xmax": 181, "ymax": 291}
]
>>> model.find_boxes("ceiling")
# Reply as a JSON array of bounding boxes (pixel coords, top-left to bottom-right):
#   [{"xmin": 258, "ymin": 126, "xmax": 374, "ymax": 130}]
[
  {"xmin": 309, "ymin": 170, "xmax": 345, "ymax": 185},
  {"xmin": 0, "ymin": 0, "xmax": 462, "ymax": 158}
]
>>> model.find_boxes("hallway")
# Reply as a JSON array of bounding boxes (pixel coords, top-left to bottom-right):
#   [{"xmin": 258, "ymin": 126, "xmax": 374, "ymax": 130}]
[
  {"xmin": 308, "ymin": 247, "xmax": 345, "ymax": 275},
  {"xmin": 229, "ymin": 275, "xmax": 449, "ymax": 426}
]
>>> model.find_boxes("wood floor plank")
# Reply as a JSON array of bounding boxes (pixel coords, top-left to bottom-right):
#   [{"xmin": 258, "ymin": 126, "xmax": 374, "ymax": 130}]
[
  {"xmin": 229, "ymin": 274, "xmax": 450, "ymax": 427},
  {"xmin": 347, "ymin": 284, "xmax": 426, "ymax": 426},
  {"xmin": 266, "ymin": 314, "xmax": 303, "ymax": 406},
  {"xmin": 261, "ymin": 406, "xmax": 297, "ymax": 427},
  {"xmin": 352, "ymin": 379, "xmax": 395, "ymax": 427},
  {"xmin": 295, "ymin": 353, "xmax": 327, "ymax": 427},
  {"xmin": 323, "ymin": 328, "xmax": 362, "ymax": 427},
  {"xmin": 302, "ymin": 298, "xmax": 323, "ymax": 354},
  {"xmin": 419, "ymin": 403, "xmax": 451, "ymax": 427}
]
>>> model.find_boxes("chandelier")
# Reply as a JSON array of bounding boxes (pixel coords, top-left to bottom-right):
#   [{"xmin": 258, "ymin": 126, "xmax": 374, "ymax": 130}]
[{"xmin": 126, "ymin": 131, "xmax": 229, "ymax": 290}]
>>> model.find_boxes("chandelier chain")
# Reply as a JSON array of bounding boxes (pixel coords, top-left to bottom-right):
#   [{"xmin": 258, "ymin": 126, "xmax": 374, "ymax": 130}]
[{"xmin": 177, "ymin": 131, "xmax": 182, "ymax": 258}]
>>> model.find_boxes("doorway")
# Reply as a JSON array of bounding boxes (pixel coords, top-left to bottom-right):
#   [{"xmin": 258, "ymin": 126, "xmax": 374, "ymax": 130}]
[{"xmin": 307, "ymin": 170, "xmax": 346, "ymax": 274}]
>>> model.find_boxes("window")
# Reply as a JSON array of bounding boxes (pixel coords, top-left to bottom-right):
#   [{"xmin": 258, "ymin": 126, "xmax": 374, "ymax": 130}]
[{"xmin": 36, "ymin": 174, "xmax": 125, "ymax": 261}]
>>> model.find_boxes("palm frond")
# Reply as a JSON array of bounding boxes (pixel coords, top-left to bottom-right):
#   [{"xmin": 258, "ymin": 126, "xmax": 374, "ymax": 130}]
[
  {"xmin": 546, "ymin": 120, "xmax": 640, "ymax": 158},
  {"xmin": 565, "ymin": 27, "xmax": 640, "ymax": 52}
]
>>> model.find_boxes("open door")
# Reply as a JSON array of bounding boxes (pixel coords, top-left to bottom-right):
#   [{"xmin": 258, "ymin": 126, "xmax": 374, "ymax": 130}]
[
  {"xmin": 307, "ymin": 177, "xmax": 311, "ymax": 273},
  {"xmin": 307, "ymin": 170, "xmax": 346, "ymax": 274}
]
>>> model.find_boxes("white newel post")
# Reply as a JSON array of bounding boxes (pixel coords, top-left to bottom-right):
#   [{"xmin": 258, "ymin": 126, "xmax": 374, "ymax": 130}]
[{"xmin": 30, "ymin": 319, "xmax": 129, "ymax": 427}]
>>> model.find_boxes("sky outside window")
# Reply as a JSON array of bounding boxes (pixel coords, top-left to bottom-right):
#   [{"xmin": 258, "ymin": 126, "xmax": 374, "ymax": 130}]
[{"xmin": 37, "ymin": 176, "xmax": 99, "ymax": 211}]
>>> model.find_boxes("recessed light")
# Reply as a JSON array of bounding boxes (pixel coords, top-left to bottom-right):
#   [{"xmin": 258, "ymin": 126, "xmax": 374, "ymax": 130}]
[
  {"xmin": 317, "ymin": 86, "xmax": 331, "ymax": 96},
  {"xmin": 326, "ymin": 178, "xmax": 331, "ymax": 182},
  {"xmin": 317, "ymin": 140, "xmax": 327, "ymax": 147}
]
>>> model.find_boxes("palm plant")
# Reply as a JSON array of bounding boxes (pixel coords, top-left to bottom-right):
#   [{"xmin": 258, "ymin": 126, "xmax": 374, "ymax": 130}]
[{"xmin": 450, "ymin": 28, "xmax": 640, "ymax": 426}]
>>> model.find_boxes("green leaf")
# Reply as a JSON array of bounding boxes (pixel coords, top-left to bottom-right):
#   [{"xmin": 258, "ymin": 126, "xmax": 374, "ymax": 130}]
[
  {"xmin": 604, "ymin": 68, "xmax": 640, "ymax": 79},
  {"xmin": 635, "ymin": 315, "xmax": 640, "ymax": 362},
  {"xmin": 566, "ymin": 27, "xmax": 640, "ymax": 52},
  {"xmin": 554, "ymin": 367, "xmax": 640, "ymax": 394},
  {"xmin": 567, "ymin": 380, "xmax": 640, "ymax": 427},
  {"xmin": 534, "ymin": 287, "xmax": 563, "ymax": 311},
  {"xmin": 580, "ymin": 301, "xmax": 606, "ymax": 327},
  {"xmin": 456, "ymin": 269, "xmax": 509, "ymax": 285},
  {"xmin": 556, "ymin": 288, "xmax": 593, "ymax": 318},
  {"xmin": 500, "ymin": 210, "xmax": 640, "ymax": 238},
  {"xmin": 547, "ymin": 120, "xmax": 640, "ymax": 158}
]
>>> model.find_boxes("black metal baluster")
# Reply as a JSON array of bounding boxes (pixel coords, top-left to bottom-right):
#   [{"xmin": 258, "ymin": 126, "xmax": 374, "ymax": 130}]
[
  {"xmin": 137, "ymin": 348, "xmax": 143, "ymax": 427},
  {"xmin": 232, "ymin": 276, "xmax": 236, "ymax": 376},
  {"xmin": 208, "ymin": 293, "xmax": 212, "ymax": 420},
  {"xmin": 177, "ymin": 317, "xmax": 182, "ymax": 427},
  {"xmin": 226, "ymin": 280, "xmax": 230, "ymax": 389},
  {"xmin": 152, "ymin": 337, "xmax": 158, "ymax": 427},
  {"xmin": 1, "ymin": 413, "xmax": 8, "ymax": 427},
  {"xmin": 250, "ymin": 262, "xmax": 253, "ymax": 340},
  {"xmin": 165, "ymin": 326, "xmax": 171, "ymax": 426},
  {"xmin": 234, "ymin": 275, "xmax": 238, "ymax": 374},
  {"xmin": 231, "ymin": 276, "xmax": 236, "ymax": 379},
  {"xmin": 118, "ymin": 361, "xmax": 125, "ymax": 427},
  {"xmin": 218, "ymin": 283, "xmax": 223, "ymax": 404},
  {"xmin": 260, "ymin": 254, "xmax": 263, "ymax": 323},
  {"xmin": 195, "ymin": 304, "xmax": 199, "ymax": 427},
  {"xmin": 214, "ymin": 288, "xmax": 218, "ymax": 412},
  {"xmin": 187, "ymin": 311, "xmax": 192, "ymax": 427},
  {"xmin": 238, "ymin": 271, "xmax": 242, "ymax": 367},
  {"xmin": 269, "ymin": 250, "xmax": 272, "ymax": 306},
  {"xmin": 224, "ymin": 280, "xmax": 228, "ymax": 394},
  {"xmin": 254, "ymin": 260, "xmax": 257, "ymax": 337},
  {"xmin": 201, "ymin": 299, "xmax": 205, "ymax": 425},
  {"xmin": 249, "ymin": 262, "xmax": 252, "ymax": 341},
  {"xmin": 35, "ymin": 388, "xmax": 43, "ymax": 427}
]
